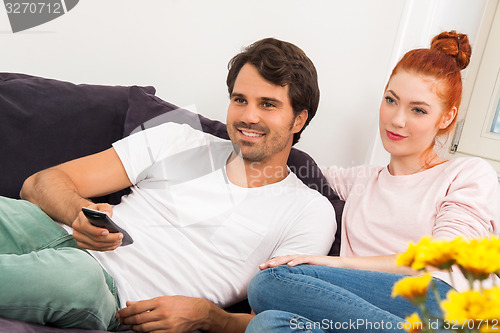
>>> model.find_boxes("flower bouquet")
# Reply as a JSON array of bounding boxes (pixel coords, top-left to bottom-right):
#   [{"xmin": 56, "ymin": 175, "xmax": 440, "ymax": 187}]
[{"xmin": 392, "ymin": 236, "xmax": 500, "ymax": 332}]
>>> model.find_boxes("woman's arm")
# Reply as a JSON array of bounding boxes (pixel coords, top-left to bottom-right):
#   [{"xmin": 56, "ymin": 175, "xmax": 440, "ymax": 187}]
[
  {"xmin": 259, "ymin": 254, "xmax": 418, "ymax": 275},
  {"xmin": 433, "ymin": 158, "xmax": 499, "ymax": 239}
]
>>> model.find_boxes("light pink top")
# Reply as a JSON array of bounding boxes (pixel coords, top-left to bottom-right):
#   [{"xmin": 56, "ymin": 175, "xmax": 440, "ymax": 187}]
[
  {"xmin": 322, "ymin": 157, "xmax": 500, "ymax": 290},
  {"xmin": 323, "ymin": 158, "xmax": 500, "ymax": 256}
]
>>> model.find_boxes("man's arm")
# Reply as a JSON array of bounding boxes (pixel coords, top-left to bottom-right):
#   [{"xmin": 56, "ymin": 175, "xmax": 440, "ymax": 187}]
[
  {"xmin": 20, "ymin": 148, "xmax": 133, "ymax": 250},
  {"xmin": 116, "ymin": 296, "xmax": 253, "ymax": 333}
]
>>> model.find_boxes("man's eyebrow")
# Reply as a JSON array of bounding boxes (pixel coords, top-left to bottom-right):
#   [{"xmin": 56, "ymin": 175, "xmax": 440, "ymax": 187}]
[
  {"xmin": 230, "ymin": 92, "xmax": 245, "ymax": 98},
  {"xmin": 261, "ymin": 97, "xmax": 283, "ymax": 105},
  {"xmin": 230, "ymin": 93, "xmax": 283, "ymax": 105}
]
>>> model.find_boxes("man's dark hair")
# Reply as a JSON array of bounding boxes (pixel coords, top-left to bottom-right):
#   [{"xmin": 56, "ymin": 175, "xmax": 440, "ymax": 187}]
[{"xmin": 226, "ymin": 38, "xmax": 320, "ymax": 145}]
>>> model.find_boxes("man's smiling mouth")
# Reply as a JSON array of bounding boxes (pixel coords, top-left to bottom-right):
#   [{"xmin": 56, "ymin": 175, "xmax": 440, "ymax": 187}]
[{"xmin": 240, "ymin": 130, "xmax": 264, "ymax": 138}]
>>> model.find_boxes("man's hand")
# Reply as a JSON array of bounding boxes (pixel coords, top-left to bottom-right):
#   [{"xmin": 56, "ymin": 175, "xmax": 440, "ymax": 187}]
[
  {"xmin": 72, "ymin": 203, "xmax": 123, "ymax": 251},
  {"xmin": 116, "ymin": 296, "xmax": 211, "ymax": 333},
  {"xmin": 116, "ymin": 296, "xmax": 253, "ymax": 333}
]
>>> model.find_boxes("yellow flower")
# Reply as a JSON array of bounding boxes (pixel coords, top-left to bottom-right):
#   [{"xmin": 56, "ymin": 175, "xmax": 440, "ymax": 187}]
[
  {"xmin": 442, "ymin": 287, "xmax": 500, "ymax": 331},
  {"xmin": 395, "ymin": 236, "xmax": 500, "ymax": 332},
  {"xmin": 455, "ymin": 236, "xmax": 500, "ymax": 279},
  {"xmin": 480, "ymin": 287, "xmax": 500, "ymax": 332},
  {"xmin": 397, "ymin": 236, "xmax": 462, "ymax": 271},
  {"xmin": 402, "ymin": 313, "xmax": 424, "ymax": 333},
  {"xmin": 480, "ymin": 323, "xmax": 500, "ymax": 332},
  {"xmin": 413, "ymin": 237, "xmax": 463, "ymax": 271},
  {"xmin": 397, "ymin": 242, "xmax": 419, "ymax": 268},
  {"xmin": 442, "ymin": 289, "xmax": 485, "ymax": 323},
  {"xmin": 392, "ymin": 274, "xmax": 432, "ymax": 305}
]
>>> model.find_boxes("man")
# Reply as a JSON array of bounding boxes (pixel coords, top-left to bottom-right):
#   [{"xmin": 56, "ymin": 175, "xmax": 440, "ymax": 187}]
[{"xmin": 1, "ymin": 38, "xmax": 335, "ymax": 332}]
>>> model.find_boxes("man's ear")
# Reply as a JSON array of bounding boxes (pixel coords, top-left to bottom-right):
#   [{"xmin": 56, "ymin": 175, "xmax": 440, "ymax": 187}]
[
  {"xmin": 292, "ymin": 109, "xmax": 308, "ymax": 133},
  {"xmin": 439, "ymin": 107, "xmax": 457, "ymax": 129}
]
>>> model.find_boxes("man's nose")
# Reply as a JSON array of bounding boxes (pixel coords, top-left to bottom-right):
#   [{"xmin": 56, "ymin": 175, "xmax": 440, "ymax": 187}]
[{"xmin": 240, "ymin": 104, "xmax": 260, "ymax": 124}]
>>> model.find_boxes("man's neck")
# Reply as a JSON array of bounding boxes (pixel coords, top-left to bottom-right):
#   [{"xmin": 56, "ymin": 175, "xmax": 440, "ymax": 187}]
[{"xmin": 225, "ymin": 152, "xmax": 289, "ymax": 188}]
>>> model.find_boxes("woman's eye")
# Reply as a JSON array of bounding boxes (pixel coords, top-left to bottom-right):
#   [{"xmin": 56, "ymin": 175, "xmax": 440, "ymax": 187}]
[
  {"xmin": 385, "ymin": 96, "xmax": 395, "ymax": 104},
  {"xmin": 413, "ymin": 108, "xmax": 427, "ymax": 115}
]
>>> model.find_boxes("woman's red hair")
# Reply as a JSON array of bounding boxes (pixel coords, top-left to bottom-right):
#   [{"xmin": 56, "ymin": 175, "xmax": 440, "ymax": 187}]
[{"xmin": 386, "ymin": 31, "xmax": 472, "ymax": 163}]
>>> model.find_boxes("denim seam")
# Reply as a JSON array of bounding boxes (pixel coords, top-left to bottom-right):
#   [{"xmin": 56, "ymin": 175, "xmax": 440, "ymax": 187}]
[
  {"xmin": 0, "ymin": 305, "xmax": 108, "ymax": 328},
  {"xmin": 290, "ymin": 314, "xmax": 320, "ymax": 333},
  {"xmin": 37, "ymin": 234, "xmax": 75, "ymax": 251},
  {"xmin": 268, "ymin": 268, "xmax": 398, "ymax": 319}
]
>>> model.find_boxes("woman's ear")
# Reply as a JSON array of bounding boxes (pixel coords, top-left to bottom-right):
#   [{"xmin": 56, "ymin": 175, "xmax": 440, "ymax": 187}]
[
  {"xmin": 439, "ymin": 107, "xmax": 457, "ymax": 129},
  {"xmin": 292, "ymin": 109, "xmax": 308, "ymax": 133}
]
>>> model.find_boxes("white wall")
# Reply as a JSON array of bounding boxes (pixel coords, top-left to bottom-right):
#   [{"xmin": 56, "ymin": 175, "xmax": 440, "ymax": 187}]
[{"xmin": 0, "ymin": 0, "xmax": 489, "ymax": 167}]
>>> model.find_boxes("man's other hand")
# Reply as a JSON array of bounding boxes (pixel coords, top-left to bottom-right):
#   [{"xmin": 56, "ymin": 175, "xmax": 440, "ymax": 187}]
[{"xmin": 116, "ymin": 296, "xmax": 211, "ymax": 333}]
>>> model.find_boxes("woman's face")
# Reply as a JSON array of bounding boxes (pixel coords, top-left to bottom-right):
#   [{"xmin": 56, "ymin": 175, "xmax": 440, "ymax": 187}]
[{"xmin": 379, "ymin": 70, "xmax": 455, "ymax": 160}]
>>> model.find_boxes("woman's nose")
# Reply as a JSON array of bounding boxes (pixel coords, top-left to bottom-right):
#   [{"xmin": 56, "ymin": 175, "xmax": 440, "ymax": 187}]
[{"xmin": 391, "ymin": 108, "xmax": 406, "ymax": 128}]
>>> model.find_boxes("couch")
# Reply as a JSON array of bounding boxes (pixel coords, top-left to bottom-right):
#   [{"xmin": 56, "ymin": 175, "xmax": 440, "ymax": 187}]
[{"xmin": 0, "ymin": 72, "xmax": 344, "ymax": 332}]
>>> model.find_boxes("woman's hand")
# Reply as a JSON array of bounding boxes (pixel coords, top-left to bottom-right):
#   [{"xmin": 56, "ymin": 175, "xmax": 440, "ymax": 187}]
[{"xmin": 259, "ymin": 254, "xmax": 339, "ymax": 270}]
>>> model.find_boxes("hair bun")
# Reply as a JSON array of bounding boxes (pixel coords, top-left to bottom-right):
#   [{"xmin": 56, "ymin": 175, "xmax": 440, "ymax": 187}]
[{"xmin": 430, "ymin": 30, "xmax": 471, "ymax": 70}]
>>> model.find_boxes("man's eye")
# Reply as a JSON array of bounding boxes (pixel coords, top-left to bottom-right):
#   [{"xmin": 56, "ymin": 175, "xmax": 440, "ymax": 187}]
[
  {"xmin": 262, "ymin": 102, "xmax": 276, "ymax": 108},
  {"xmin": 234, "ymin": 98, "xmax": 246, "ymax": 104}
]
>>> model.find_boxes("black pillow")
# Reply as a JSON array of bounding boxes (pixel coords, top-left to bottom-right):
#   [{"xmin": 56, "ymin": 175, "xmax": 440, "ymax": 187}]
[
  {"xmin": 124, "ymin": 86, "xmax": 343, "ymax": 256},
  {"xmin": 0, "ymin": 73, "xmax": 155, "ymax": 199}
]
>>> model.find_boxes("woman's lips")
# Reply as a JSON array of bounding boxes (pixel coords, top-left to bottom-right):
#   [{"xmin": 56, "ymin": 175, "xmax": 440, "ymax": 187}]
[{"xmin": 386, "ymin": 130, "xmax": 406, "ymax": 141}]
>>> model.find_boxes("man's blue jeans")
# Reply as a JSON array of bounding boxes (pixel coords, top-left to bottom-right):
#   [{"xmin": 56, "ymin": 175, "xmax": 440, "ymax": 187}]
[
  {"xmin": 0, "ymin": 196, "xmax": 121, "ymax": 330},
  {"xmin": 246, "ymin": 265, "xmax": 451, "ymax": 332}
]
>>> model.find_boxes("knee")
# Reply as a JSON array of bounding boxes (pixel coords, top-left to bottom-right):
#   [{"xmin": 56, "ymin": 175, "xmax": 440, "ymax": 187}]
[
  {"xmin": 1, "ymin": 248, "xmax": 117, "ymax": 330},
  {"xmin": 248, "ymin": 266, "xmax": 295, "ymax": 313},
  {"xmin": 246, "ymin": 310, "xmax": 295, "ymax": 332},
  {"xmin": 47, "ymin": 249, "xmax": 109, "ymax": 305},
  {"xmin": 248, "ymin": 269, "xmax": 272, "ymax": 313},
  {"xmin": 50, "ymin": 249, "xmax": 118, "ymax": 329}
]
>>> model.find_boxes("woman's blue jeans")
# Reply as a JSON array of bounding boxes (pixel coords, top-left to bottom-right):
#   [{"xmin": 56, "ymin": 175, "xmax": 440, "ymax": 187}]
[{"xmin": 246, "ymin": 265, "xmax": 451, "ymax": 333}]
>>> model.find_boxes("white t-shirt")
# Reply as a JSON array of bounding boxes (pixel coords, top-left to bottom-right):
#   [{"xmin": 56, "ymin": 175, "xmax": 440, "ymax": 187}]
[{"xmin": 90, "ymin": 123, "xmax": 336, "ymax": 308}]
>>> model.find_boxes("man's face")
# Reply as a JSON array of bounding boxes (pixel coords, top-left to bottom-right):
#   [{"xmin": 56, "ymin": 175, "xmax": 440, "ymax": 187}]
[{"xmin": 226, "ymin": 63, "xmax": 306, "ymax": 164}]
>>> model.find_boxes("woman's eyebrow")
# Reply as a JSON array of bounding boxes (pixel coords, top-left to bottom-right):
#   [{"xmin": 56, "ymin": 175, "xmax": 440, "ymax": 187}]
[
  {"xmin": 387, "ymin": 90, "xmax": 430, "ymax": 107},
  {"xmin": 386, "ymin": 90, "xmax": 399, "ymax": 100},
  {"xmin": 409, "ymin": 101, "xmax": 431, "ymax": 107}
]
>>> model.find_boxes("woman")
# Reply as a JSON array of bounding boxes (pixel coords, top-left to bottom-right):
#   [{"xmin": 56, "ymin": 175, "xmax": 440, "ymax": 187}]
[{"xmin": 245, "ymin": 31, "xmax": 500, "ymax": 332}]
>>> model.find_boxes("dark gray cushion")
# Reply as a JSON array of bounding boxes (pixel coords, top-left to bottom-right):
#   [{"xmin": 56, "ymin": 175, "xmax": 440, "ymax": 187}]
[{"xmin": 0, "ymin": 73, "xmax": 155, "ymax": 199}]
